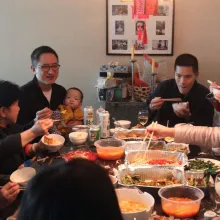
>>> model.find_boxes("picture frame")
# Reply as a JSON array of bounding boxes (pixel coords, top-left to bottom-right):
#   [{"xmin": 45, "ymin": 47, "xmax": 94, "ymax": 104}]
[{"xmin": 106, "ymin": 0, "xmax": 174, "ymax": 56}]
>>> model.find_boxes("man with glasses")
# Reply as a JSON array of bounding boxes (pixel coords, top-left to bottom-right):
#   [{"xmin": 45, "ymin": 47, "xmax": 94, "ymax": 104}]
[
  {"xmin": 17, "ymin": 46, "xmax": 66, "ymax": 126},
  {"xmin": 148, "ymin": 53, "xmax": 214, "ymax": 127}
]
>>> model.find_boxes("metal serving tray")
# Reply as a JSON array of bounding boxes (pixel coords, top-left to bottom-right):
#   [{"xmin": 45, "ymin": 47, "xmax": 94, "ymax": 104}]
[
  {"xmin": 114, "ymin": 129, "xmax": 146, "ymax": 141},
  {"xmin": 166, "ymin": 142, "xmax": 190, "ymax": 154},
  {"xmin": 117, "ymin": 165, "xmax": 186, "ymax": 188},
  {"xmin": 125, "ymin": 150, "xmax": 188, "ymax": 167},
  {"xmin": 125, "ymin": 141, "xmax": 166, "ymax": 155}
]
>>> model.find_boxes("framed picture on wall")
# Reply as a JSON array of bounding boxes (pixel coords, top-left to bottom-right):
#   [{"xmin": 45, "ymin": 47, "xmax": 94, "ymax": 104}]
[{"xmin": 106, "ymin": 0, "xmax": 174, "ymax": 56}]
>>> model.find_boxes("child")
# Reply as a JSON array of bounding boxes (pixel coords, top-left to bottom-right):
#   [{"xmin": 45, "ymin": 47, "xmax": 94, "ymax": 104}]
[
  {"xmin": 56, "ymin": 88, "xmax": 84, "ymax": 134},
  {"xmin": 0, "ymin": 80, "xmax": 53, "ymax": 175}
]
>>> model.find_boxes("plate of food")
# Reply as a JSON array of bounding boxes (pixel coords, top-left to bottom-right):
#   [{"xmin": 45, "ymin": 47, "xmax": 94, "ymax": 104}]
[
  {"xmin": 187, "ymin": 158, "xmax": 220, "ymax": 171},
  {"xmin": 62, "ymin": 151, "xmax": 97, "ymax": 162},
  {"xmin": 164, "ymin": 137, "xmax": 174, "ymax": 143},
  {"xmin": 118, "ymin": 166, "xmax": 184, "ymax": 188}
]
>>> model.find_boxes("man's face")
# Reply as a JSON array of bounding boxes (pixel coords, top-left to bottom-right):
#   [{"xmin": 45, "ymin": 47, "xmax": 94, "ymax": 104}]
[
  {"xmin": 175, "ymin": 66, "xmax": 198, "ymax": 95},
  {"xmin": 32, "ymin": 53, "xmax": 59, "ymax": 85}
]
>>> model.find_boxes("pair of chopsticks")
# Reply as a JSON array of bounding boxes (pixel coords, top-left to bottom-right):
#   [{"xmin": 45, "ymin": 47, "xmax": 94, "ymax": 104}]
[
  {"xmin": 162, "ymin": 98, "xmax": 182, "ymax": 102},
  {"xmin": 133, "ymin": 121, "xmax": 158, "ymax": 161},
  {"xmin": 0, "ymin": 185, "xmax": 26, "ymax": 191},
  {"xmin": 207, "ymin": 80, "xmax": 220, "ymax": 89},
  {"xmin": 143, "ymin": 121, "xmax": 158, "ymax": 158}
]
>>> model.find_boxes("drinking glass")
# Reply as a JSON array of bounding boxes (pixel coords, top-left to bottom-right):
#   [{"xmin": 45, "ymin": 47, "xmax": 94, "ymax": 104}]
[
  {"xmin": 138, "ymin": 110, "xmax": 149, "ymax": 126},
  {"xmin": 214, "ymin": 174, "xmax": 220, "ymax": 214}
]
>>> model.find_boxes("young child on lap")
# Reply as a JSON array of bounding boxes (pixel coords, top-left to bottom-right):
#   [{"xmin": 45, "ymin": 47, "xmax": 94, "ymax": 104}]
[{"xmin": 56, "ymin": 88, "xmax": 84, "ymax": 134}]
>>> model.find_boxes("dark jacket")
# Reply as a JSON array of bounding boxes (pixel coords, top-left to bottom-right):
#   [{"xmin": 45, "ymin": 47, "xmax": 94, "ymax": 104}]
[
  {"xmin": 148, "ymin": 79, "xmax": 214, "ymax": 127},
  {"xmin": 17, "ymin": 75, "xmax": 66, "ymax": 125},
  {"xmin": 0, "ymin": 125, "xmax": 24, "ymax": 175}
]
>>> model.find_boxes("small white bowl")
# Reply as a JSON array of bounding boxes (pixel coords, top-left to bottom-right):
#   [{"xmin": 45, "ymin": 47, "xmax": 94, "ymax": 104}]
[
  {"xmin": 109, "ymin": 175, "xmax": 117, "ymax": 187},
  {"xmin": 41, "ymin": 134, "xmax": 65, "ymax": 152},
  {"xmin": 114, "ymin": 120, "xmax": 131, "ymax": 129},
  {"xmin": 10, "ymin": 167, "xmax": 36, "ymax": 186},
  {"xmin": 69, "ymin": 131, "xmax": 88, "ymax": 145}
]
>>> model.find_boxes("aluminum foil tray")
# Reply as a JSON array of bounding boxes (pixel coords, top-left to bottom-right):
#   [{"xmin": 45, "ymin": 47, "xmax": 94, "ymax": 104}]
[
  {"xmin": 114, "ymin": 129, "xmax": 146, "ymax": 141},
  {"xmin": 125, "ymin": 150, "xmax": 188, "ymax": 167},
  {"xmin": 125, "ymin": 141, "xmax": 166, "ymax": 155},
  {"xmin": 166, "ymin": 142, "xmax": 190, "ymax": 154},
  {"xmin": 117, "ymin": 165, "xmax": 185, "ymax": 188}
]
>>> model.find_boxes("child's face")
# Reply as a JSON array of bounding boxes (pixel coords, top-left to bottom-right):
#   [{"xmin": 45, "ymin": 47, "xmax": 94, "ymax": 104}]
[
  {"xmin": 0, "ymin": 101, "xmax": 20, "ymax": 124},
  {"xmin": 64, "ymin": 89, "xmax": 82, "ymax": 110}
]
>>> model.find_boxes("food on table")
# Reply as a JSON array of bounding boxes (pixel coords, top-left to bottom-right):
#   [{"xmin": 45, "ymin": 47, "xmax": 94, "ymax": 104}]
[
  {"xmin": 121, "ymin": 174, "xmax": 181, "ymax": 186},
  {"xmin": 167, "ymin": 145, "xmax": 188, "ymax": 153},
  {"xmin": 186, "ymin": 176, "xmax": 209, "ymax": 187},
  {"xmin": 132, "ymin": 124, "xmax": 145, "ymax": 129},
  {"xmin": 44, "ymin": 136, "xmax": 61, "ymax": 145},
  {"xmin": 186, "ymin": 158, "xmax": 220, "ymax": 170},
  {"xmin": 96, "ymin": 146, "xmax": 124, "ymax": 160},
  {"xmin": 119, "ymin": 200, "xmax": 148, "ymax": 213},
  {"xmin": 165, "ymin": 137, "xmax": 174, "ymax": 142},
  {"xmin": 162, "ymin": 197, "xmax": 200, "ymax": 218},
  {"xmin": 131, "ymin": 158, "xmax": 181, "ymax": 166},
  {"xmin": 62, "ymin": 151, "xmax": 97, "ymax": 162},
  {"xmin": 116, "ymin": 130, "xmax": 146, "ymax": 139}
]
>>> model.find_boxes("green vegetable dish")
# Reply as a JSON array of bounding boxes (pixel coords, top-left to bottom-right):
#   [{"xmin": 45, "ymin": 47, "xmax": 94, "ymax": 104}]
[{"xmin": 185, "ymin": 159, "xmax": 220, "ymax": 170}]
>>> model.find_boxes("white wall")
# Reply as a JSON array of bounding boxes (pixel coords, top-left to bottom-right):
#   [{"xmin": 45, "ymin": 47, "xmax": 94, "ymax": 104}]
[{"xmin": 0, "ymin": 0, "xmax": 220, "ymax": 109}]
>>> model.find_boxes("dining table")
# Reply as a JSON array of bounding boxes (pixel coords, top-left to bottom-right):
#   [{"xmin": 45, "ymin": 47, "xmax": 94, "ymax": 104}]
[{"xmin": 1, "ymin": 140, "xmax": 220, "ymax": 220}]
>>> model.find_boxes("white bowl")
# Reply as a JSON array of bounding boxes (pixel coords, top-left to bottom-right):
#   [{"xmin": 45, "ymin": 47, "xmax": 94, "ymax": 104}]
[
  {"xmin": 109, "ymin": 175, "xmax": 117, "ymax": 187},
  {"xmin": 69, "ymin": 132, "xmax": 88, "ymax": 145},
  {"xmin": 114, "ymin": 120, "xmax": 131, "ymax": 129},
  {"xmin": 115, "ymin": 188, "xmax": 154, "ymax": 220},
  {"xmin": 10, "ymin": 167, "xmax": 36, "ymax": 186},
  {"xmin": 41, "ymin": 134, "xmax": 65, "ymax": 152}
]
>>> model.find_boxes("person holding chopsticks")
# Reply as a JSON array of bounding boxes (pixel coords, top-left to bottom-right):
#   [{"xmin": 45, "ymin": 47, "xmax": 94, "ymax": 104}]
[
  {"xmin": 148, "ymin": 53, "xmax": 214, "ymax": 127},
  {"xmin": 0, "ymin": 80, "xmax": 53, "ymax": 175}
]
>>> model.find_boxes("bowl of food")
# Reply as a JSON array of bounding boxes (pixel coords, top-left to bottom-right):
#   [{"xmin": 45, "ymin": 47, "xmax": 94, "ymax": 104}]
[
  {"xmin": 116, "ymin": 188, "xmax": 154, "ymax": 220},
  {"xmin": 114, "ymin": 120, "xmax": 131, "ymax": 129},
  {"xmin": 94, "ymin": 138, "xmax": 126, "ymax": 160},
  {"xmin": 42, "ymin": 134, "xmax": 65, "ymax": 152},
  {"xmin": 10, "ymin": 167, "xmax": 36, "ymax": 186},
  {"xmin": 158, "ymin": 185, "xmax": 204, "ymax": 218},
  {"xmin": 69, "ymin": 131, "xmax": 88, "ymax": 145}
]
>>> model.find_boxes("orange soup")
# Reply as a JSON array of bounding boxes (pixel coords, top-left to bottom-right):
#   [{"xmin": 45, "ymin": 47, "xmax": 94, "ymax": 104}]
[
  {"xmin": 119, "ymin": 200, "xmax": 148, "ymax": 213},
  {"xmin": 162, "ymin": 197, "xmax": 200, "ymax": 218},
  {"xmin": 96, "ymin": 146, "xmax": 124, "ymax": 160}
]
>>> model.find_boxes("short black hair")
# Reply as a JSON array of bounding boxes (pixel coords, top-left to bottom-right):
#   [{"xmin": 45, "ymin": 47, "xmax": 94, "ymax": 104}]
[
  {"xmin": 31, "ymin": 46, "xmax": 59, "ymax": 66},
  {"xmin": 67, "ymin": 87, "xmax": 84, "ymax": 103},
  {"xmin": 18, "ymin": 159, "xmax": 123, "ymax": 220},
  {"xmin": 0, "ymin": 80, "xmax": 21, "ymax": 107},
  {"xmin": 174, "ymin": 53, "xmax": 199, "ymax": 73}
]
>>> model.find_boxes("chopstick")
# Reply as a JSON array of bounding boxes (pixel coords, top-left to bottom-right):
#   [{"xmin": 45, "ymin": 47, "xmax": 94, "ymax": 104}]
[
  {"xmin": 162, "ymin": 98, "xmax": 182, "ymax": 102},
  {"xmin": 0, "ymin": 186, "xmax": 26, "ymax": 191},
  {"xmin": 207, "ymin": 80, "xmax": 220, "ymax": 89},
  {"xmin": 143, "ymin": 121, "xmax": 158, "ymax": 158}
]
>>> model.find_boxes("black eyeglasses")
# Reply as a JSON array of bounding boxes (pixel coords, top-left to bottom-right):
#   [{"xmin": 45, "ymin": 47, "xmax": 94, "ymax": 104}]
[{"xmin": 36, "ymin": 64, "xmax": 61, "ymax": 72}]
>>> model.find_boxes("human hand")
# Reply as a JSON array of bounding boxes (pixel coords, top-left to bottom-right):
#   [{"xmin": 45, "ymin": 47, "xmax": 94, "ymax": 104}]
[
  {"xmin": 35, "ymin": 107, "xmax": 52, "ymax": 121},
  {"xmin": 0, "ymin": 182, "xmax": 20, "ymax": 208},
  {"xmin": 209, "ymin": 82, "xmax": 219, "ymax": 93},
  {"xmin": 150, "ymin": 97, "xmax": 164, "ymax": 110},
  {"xmin": 31, "ymin": 119, "xmax": 53, "ymax": 136},
  {"xmin": 172, "ymin": 102, "xmax": 191, "ymax": 119},
  {"xmin": 146, "ymin": 123, "xmax": 175, "ymax": 138}
]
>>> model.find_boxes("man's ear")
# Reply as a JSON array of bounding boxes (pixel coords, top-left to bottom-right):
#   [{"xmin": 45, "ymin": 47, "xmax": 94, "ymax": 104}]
[
  {"xmin": 31, "ymin": 65, "xmax": 36, "ymax": 73},
  {"xmin": 0, "ymin": 107, "xmax": 6, "ymax": 118},
  {"xmin": 195, "ymin": 71, "xmax": 199, "ymax": 78}
]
